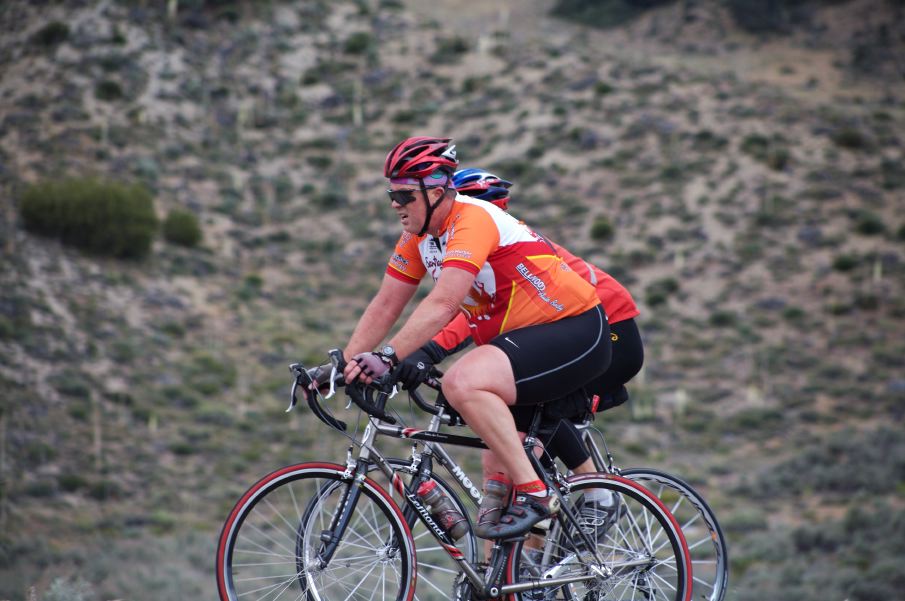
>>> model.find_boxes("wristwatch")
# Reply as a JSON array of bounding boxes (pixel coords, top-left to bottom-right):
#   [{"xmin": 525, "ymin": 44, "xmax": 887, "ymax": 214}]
[{"xmin": 379, "ymin": 344, "xmax": 399, "ymax": 366}]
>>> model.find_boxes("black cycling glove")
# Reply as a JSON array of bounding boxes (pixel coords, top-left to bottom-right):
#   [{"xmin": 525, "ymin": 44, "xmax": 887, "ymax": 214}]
[{"xmin": 395, "ymin": 348, "xmax": 434, "ymax": 390}]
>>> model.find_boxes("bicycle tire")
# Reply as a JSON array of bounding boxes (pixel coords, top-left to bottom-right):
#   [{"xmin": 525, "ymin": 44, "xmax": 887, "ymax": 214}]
[
  {"xmin": 216, "ymin": 462, "xmax": 417, "ymax": 601},
  {"xmin": 507, "ymin": 473, "xmax": 692, "ymax": 601},
  {"xmin": 621, "ymin": 468, "xmax": 728, "ymax": 601}
]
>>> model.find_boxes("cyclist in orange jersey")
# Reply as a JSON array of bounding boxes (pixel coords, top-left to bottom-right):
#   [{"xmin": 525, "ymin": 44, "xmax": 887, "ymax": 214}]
[
  {"xmin": 341, "ymin": 137, "xmax": 612, "ymax": 538},
  {"xmin": 394, "ymin": 168, "xmax": 645, "ymax": 540}
]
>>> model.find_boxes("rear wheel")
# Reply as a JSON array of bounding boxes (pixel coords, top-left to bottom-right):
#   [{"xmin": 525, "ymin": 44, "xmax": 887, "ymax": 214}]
[
  {"xmin": 621, "ymin": 468, "xmax": 728, "ymax": 601},
  {"xmin": 507, "ymin": 474, "xmax": 692, "ymax": 601}
]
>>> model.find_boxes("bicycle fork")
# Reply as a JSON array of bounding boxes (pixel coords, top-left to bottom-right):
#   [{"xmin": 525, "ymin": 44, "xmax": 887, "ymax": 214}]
[{"xmin": 314, "ymin": 469, "xmax": 367, "ymax": 567}]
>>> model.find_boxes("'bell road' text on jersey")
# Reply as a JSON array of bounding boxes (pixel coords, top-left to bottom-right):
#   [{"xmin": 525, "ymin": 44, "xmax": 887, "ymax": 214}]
[{"xmin": 386, "ymin": 194, "xmax": 600, "ymax": 345}]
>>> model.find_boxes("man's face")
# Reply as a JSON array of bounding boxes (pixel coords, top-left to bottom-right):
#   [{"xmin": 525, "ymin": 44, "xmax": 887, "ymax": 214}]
[{"xmin": 388, "ymin": 182, "xmax": 442, "ymax": 234}]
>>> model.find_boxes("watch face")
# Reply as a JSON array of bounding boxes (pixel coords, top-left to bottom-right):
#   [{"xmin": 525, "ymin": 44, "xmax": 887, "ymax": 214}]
[{"xmin": 382, "ymin": 345, "xmax": 395, "ymax": 357}]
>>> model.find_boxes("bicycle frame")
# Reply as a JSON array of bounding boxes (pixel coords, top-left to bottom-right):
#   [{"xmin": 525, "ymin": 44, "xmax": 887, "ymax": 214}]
[
  {"xmin": 290, "ymin": 360, "xmax": 650, "ymax": 597},
  {"xmin": 317, "ymin": 405, "xmax": 607, "ymax": 598}
]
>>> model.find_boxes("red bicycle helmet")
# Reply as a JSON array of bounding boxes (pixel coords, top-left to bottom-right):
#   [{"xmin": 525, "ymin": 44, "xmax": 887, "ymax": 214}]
[{"xmin": 384, "ymin": 136, "xmax": 458, "ymax": 180}]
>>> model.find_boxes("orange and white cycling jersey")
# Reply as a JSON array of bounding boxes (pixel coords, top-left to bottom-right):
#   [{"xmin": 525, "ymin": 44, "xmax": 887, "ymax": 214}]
[
  {"xmin": 429, "ymin": 241, "xmax": 639, "ymax": 354},
  {"xmin": 386, "ymin": 194, "xmax": 600, "ymax": 345}
]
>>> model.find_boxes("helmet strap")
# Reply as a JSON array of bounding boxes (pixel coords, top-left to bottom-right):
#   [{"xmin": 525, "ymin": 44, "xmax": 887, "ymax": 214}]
[{"xmin": 416, "ymin": 178, "xmax": 448, "ymax": 237}]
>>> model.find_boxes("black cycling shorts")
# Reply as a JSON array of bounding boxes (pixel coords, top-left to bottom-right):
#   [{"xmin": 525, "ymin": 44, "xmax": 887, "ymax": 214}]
[
  {"xmin": 585, "ymin": 318, "xmax": 644, "ymax": 410},
  {"xmin": 488, "ymin": 304, "xmax": 611, "ymax": 406},
  {"xmin": 508, "ymin": 317, "xmax": 644, "ymax": 430}
]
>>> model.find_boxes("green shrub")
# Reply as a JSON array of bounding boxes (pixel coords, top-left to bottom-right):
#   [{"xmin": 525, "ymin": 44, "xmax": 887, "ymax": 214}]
[
  {"xmin": 740, "ymin": 133, "xmax": 788, "ymax": 170},
  {"xmin": 163, "ymin": 209, "xmax": 202, "ymax": 247},
  {"xmin": 782, "ymin": 306, "xmax": 806, "ymax": 324},
  {"xmin": 58, "ymin": 474, "xmax": 88, "ymax": 493},
  {"xmin": 709, "ymin": 310, "xmax": 738, "ymax": 328},
  {"xmin": 832, "ymin": 253, "xmax": 859, "ymax": 272},
  {"xmin": 25, "ymin": 480, "xmax": 57, "ymax": 498},
  {"xmin": 851, "ymin": 210, "xmax": 884, "ymax": 236},
  {"xmin": 306, "ymin": 155, "xmax": 332, "ymax": 169},
  {"xmin": 19, "ymin": 178, "xmax": 158, "ymax": 259},
  {"xmin": 881, "ymin": 159, "xmax": 905, "ymax": 190},
  {"xmin": 831, "ymin": 128, "xmax": 870, "ymax": 150},
  {"xmin": 182, "ymin": 352, "xmax": 237, "ymax": 395},
  {"xmin": 594, "ymin": 81, "xmax": 615, "ymax": 96},
  {"xmin": 589, "ymin": 216, "xmax": 615, "ymax": 241},
  {"xmin": 169, "ymin": 441, "xmax": 197, "ymax": 456},
  {"xmin": 0, "ymin": 295, "xmax": 31, "ymax": 341},
  {"xmin": 462, "ymin": 76, "xmax": 488, "ymax": 94},
  {"xmin": 551, "ymin": 0, "xmax": 673, "ymax": 29},
  {"xmin": 95, "ymin": 80, "xmax": 124, "ymax": 101},
  {"xmin": 88, "ymin": 479, "xmax": 122, "ymax": 501},
  {"xmin": 111, "ymin": 25, "xmax": 127, "ymax": 45},
  {"xmin": 766, "ymin": 146, "xmax": 790, "ymax": 170},
  {"xmin": 645, "ymin": 277, "xmax": 679, "ymax": 306},
  {"xmin": 49, "ymin": 369, "xmax": 92, "ymax": 400},
  {"xmin": 723, "ymin": 0, "xmax": 813, "ymax": 33},
  {"xmin": 343, "ymin": 31, "xmax": 374, "ymax": 54},
  {"xmin": 432, "ymin": 36, "xmax": 470, "ymax": 63},
  {"xmin": 312, "ymin": 190, "xmax": 345, "ymax": 209},
  {"xmin": 31, "ymin": 21, "xmax": 69, "ymax": 47}
]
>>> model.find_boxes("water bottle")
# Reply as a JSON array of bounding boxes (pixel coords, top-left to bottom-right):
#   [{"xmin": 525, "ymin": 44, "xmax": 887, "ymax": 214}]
[
  {"xmin": 474, "ymin": 472, "xmax": 512, "ymax": 537},
  {"xmin": 417, "ymin": 480, "xmax": 469, "ymax": 540}
]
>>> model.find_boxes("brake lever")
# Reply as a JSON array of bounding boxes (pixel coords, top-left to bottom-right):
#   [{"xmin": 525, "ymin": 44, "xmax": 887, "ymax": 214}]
[
  {"xmin": 324, "ymin": 349, "xmax": 345, "ymax": 399},
  {"xmin": 287, "ymin": 363, "xmax": 307, "ymax": 412}
]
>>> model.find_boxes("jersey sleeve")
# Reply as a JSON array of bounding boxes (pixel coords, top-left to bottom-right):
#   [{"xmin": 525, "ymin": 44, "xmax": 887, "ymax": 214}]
[
  {"xmin": 442, "ymin": 207, "xmax": 500, "ymax": 276},
  {"xmin": 432, "ymin": 313, "xmax": 474, "ymax": 354},
  {"xmin": 386, "ymin": 232, "xmax": 426, "ymax": 284}
]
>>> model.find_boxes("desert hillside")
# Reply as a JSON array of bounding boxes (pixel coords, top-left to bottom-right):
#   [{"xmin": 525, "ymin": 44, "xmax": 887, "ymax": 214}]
[{"xmin": 1, "ymin": 1, "xmax": 903, "ymax": 599}]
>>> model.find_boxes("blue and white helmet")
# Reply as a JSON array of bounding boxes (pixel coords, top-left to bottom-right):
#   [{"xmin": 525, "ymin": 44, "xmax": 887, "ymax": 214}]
[{"xmin": 452, "ymin": 168, "xmax": 513, "ymax": 209}]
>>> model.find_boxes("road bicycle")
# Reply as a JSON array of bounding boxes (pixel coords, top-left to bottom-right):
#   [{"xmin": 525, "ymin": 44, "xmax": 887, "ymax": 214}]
[{"xmin": 216, "ymin": 350, "xmax": 693, "ymax": 601}]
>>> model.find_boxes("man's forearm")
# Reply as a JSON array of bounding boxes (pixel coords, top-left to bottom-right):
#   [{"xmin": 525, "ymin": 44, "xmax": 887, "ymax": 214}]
[
  {"xmin": 345, "ymin": 298, "xmax": 400, "ymax": 358},
  {"xmin": 387, "ymin": 295, "xmax": 461, "ymax": 360},
  {"xmin": 344, "ymin": 276, "xmax": 418, "ymax": 359}
]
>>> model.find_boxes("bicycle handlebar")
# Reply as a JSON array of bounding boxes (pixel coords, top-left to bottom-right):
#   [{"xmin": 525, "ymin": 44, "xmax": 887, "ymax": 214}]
[
  {"xmin": 289, "ymin": 351, "xmax": 463, "ymax": 431},
  {"xmin": 289, "ymin": 348, "xmax": 404, "ymax": 431}
]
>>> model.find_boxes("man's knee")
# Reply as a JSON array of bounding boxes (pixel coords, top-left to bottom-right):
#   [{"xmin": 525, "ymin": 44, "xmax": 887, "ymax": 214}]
[
  {"xmin": 442, "ymin": 347, "xmax": 515, "ymax": 406},
  {"xmin": 440, "ymin": 365, "xmax": 474, "ymax": 408}
]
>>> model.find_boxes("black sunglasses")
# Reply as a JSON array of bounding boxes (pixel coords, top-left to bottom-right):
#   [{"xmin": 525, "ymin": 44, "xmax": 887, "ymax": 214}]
[
  {"xmin": 386, "ymin": 184, "xmax": 445, "ymax": 206},
  {"xmin": 386, "ymin": 188, "xmax": 419, "ymax": 206}
]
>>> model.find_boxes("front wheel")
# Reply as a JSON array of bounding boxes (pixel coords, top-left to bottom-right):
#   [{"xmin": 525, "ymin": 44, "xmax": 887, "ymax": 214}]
[
  {"xmin": 216, "ymin": 462, "xmax": 417, "ymax": 601},
  {"xmin": 507, "ymin": 473, "xmax": 692, "ymax": 601}
]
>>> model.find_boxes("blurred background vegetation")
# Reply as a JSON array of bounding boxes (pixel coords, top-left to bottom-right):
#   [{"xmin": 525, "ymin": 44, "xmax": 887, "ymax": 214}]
[{"xmin": 1, "ymin": 0, "xmax": 903, "ymax": 599}]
